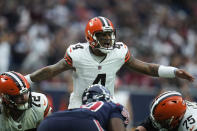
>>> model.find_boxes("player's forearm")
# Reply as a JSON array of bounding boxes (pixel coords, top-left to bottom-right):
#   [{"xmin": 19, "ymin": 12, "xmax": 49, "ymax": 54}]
[
  {"xmin": 29, "ymin": 65, "xmax": 62, "ymax": 82},
  {"xmin": 139, "ymin": 63, "xmax": 159, "ymax": 77},
  {"xmin": 126, "ymin": 59, "xmax": 159, "ymax": 77},
  {"xmin": 138, "ymin": 63, "xmax": 178, "ymax": 78},
  {"xmin": 25, "ymin": 59, "xmax": 71, "ymax": 83},
  {"xmin": 126, "ymin": 58, "xmax": 178, "ymax": 78}
]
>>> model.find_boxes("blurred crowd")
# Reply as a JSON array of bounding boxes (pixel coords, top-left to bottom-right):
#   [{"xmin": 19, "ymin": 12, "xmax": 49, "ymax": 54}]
[{"xmin": 0, "ymin": 0, "xmax": 197, "ymax": 97}]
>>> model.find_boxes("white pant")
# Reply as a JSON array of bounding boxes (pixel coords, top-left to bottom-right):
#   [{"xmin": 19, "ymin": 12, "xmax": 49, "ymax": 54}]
[{"xmin": 68, "ymin": 93, "xmax": 82, "ymax": 109}]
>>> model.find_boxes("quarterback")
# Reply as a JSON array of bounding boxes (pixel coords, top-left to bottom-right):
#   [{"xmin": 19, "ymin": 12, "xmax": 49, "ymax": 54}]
[
  {"xmin": 0, "ymin": 71, "xmax": 52, "ymax": 131},
  {"xmin": 24, "ymin": 16, "xmax": 194, "ymax": 109},
  {"xmin": 135, "ymin": 91, "xmax": 197, "ymax": 131}
]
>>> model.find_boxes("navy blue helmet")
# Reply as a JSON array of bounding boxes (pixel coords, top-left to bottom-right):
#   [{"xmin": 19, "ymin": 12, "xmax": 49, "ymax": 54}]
[{"xmin": 82, "ymin": 84, "xmax": 112, "ymax": 104}]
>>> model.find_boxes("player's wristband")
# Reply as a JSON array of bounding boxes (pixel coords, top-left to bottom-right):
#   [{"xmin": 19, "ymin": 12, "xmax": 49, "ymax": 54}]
[
  {"xmin": 25, "ymin": 74, "xmax": 34, "ymax": 85},
  {"xmin": 158, "ymin": 65, "xmax": 178, "ymax": 78}
]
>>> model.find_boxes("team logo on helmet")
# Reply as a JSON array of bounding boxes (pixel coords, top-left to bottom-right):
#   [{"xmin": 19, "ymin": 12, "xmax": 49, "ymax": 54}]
[{"xmin": 82, "ymin": 84, "xmax": 112, "ymax": 105}]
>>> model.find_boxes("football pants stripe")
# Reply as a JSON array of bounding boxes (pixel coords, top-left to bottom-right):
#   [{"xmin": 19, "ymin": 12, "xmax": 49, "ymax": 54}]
[{"xmin": 93, "ymin": 119, "xmax": 104, "ymax": 131}]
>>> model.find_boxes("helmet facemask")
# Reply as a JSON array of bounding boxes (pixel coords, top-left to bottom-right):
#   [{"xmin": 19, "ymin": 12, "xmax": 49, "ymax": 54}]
[
  {"xmin": 150, "ymin": 114, "xmax": 176, "ymax": 130},
  {"xmin": 2, "ymin": 89, "xmax": 31, "ymax": 110},
  {"xmin": 93, "ymin": 30, "xmax": 116, "ymax": 54}
]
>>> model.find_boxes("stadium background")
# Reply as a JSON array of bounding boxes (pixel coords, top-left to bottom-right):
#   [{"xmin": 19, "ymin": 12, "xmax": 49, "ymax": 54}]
[{"xmin": 0, "ymin": 0, "xmax": 197, "ymax": 129}]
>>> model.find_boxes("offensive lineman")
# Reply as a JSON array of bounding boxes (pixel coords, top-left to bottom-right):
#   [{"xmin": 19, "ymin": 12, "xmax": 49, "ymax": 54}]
[
  {"xmin": 38, "ymin": 84, "xmax": 129, "ymax": 131},
  {"xmin": 135, "ymin": 91, "xmax": 197, "ymax": 131},
  {"xmin": 0, "ymin": 71, "xmax": 52, "ymax": 131},
  {"xmin": 24, "ymin": 16, "xmax": 194, "ymax": 109}
]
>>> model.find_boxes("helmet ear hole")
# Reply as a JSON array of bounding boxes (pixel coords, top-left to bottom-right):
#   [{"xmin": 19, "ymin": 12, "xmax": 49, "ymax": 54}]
[{"xmin": 172, "ymin": 101, "xmax": 177, "ymax": 103}]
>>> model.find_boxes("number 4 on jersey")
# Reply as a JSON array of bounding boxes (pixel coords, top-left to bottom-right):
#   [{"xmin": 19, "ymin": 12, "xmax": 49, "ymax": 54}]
[{"xmin": 93, "ymin": 74, "xmax": 106, "ymax": 86}]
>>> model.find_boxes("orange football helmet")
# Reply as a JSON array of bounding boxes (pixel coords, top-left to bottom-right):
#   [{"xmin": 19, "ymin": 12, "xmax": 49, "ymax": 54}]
[
  {"xmin": 0, "ymin": 71, "xmax": 31, "ymax": 110},
  {"xmin": 85, "ymin": 16, "xmax": 116, "ymax": 53},
  {"xmin": 150, "ymin": 91, "xmax": 186, "ymax": 129}
]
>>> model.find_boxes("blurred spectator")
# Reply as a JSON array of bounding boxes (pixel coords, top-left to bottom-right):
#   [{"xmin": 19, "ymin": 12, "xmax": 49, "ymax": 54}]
[{"xmin": 0, "ymin": 32, "xmax": 11, "ymax": 73}]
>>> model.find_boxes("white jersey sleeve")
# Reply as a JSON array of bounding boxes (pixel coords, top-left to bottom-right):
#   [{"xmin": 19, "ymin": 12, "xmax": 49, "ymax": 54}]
[
  {"xmin": 64, "ymin": 42, "xmax": 131, "ymax": 109},
  {"xmin": 0, "ymin": 92, "xmax": 52, "ymax": 131},
  {"xmin": 178, "ymin": 101, "xmax": 197, "ymax": 131},
  {"xmin": 64, "ymin": 43, "xmax": 87, "ymax": 67}
]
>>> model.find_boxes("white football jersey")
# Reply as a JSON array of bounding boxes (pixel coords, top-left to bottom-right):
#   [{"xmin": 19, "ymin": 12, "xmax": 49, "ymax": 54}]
[
  {"xmin": 64, "ymin": 42, "xmax": 130, "ymax": 109},
  {"xmin": 178, "ymin": 101, "xmax": 197, "ymax": 131},
  {"xmin": 0, "ymin": 92, "xmax": 51, "ymax": 131}
]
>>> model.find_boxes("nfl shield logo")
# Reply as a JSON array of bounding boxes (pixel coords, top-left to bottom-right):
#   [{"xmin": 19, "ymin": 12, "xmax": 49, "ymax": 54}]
[{"xmin": 98, "ymin": 66, "xmax": 102, "ymax": 70}]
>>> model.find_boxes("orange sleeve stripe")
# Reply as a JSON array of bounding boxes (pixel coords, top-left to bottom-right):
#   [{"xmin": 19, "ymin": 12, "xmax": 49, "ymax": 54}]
[
  {"xmin": 65, "ymin": 52, "xmax": 72, "ymax": 62},
  {"xmin": 44, "ymin": 103, "xmax": 50, "ymax": 118},
  {"xmin": 64, "ymin": 52, "xmax": 72, "ymax": 66},
  {"xmin": 125, "ymin": 50, "xmax": 131, "ymax": 63},
  {"xmin": 64, "ymin": 57, "xmax": 72, "ymax": 66},
  {"xmin": 64, "ymin": 57, "xmax": 72, "ymax": 63},
  {"xmin": 65, "ymin": 60, "xmax": 72, "ymax": 66},
  {"xmin": 125, "ymin": 51, "xmax": 129, "ymax": 58}
]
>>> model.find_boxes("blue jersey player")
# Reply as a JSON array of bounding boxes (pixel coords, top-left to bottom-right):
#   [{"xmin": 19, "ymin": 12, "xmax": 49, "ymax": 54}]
[{"xmin": 37, "ymin": 84, "xmax": 129, "ymax": 131}]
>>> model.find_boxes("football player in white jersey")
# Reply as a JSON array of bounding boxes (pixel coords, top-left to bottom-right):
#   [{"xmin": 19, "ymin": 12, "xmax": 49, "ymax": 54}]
[
  {"xmin": 24, "ymin": 16, "xmax": 194, "ymax": 109},
  {"xmin": 0, "ymin": 71, "xmax": 52, "ymax": 131},
  {"xmin": 135, "ymin": 91, "xmax": 197, "ymax": 131}
]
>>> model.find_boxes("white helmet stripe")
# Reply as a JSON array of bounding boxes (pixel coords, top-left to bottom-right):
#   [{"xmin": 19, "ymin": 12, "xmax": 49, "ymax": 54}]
[
  {"xmin": 99, "ymin": 16, "xmax": 110, "ymax": 27},
  {"xmin": 4, "ymin": 72, "xmax": 25, "ymax": 91}
]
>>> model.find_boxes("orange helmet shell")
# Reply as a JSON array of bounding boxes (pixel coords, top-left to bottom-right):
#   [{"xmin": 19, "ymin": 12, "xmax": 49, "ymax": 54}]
[
  {"xmin": 0, "ymin": 71, "xmax": 30, "ymax": 96},
  {"xmin": 85, "ymin": 16, "xmax": 115, "ymax": 48},
  {"xmin": 151, "ymin": 91, "xmax": 186, "ymax": 129}
]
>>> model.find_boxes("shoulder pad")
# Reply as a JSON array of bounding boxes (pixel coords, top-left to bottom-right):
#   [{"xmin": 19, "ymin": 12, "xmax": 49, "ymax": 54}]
[
  {"xmin": 114, "ymin": 42, "xmax": 128, "ymax": 49},
  {"xmin": 66, "ymin": 43, "xmax": 88, "ymax": 55}
]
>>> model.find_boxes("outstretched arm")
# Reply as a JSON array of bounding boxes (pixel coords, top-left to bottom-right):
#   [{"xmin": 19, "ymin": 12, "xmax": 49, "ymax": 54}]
[
  {"xmin": 125, "ymin": 55, "xmax": 159, "ymax": 77},
  {"xmin": 124, "ymin": 55, "xmax": 194, "ymax": 82},
  {"xmin": 26, "ymin": 59, "xmax": 74, "ymax": 83}
]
